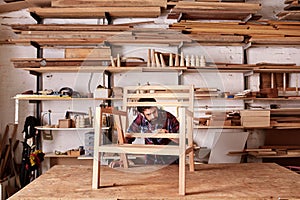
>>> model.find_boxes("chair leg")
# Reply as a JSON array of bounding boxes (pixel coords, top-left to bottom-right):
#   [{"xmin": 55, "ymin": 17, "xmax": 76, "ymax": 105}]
[
  {"xmin": 189, "ymin": 150, "xmax": 195, "ymax": 172},
  {"xmin": 92, "ymin": 151, "xmax": 100, "ymax": 189},
  {"xmin": 179, "ymin": 153, "xmax": 186, "ymax": 195}
]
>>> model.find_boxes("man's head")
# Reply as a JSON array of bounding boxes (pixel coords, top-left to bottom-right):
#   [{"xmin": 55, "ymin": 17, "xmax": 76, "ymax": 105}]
[{"xmin": 137, "ymin": 98, "xmax": 158, "ymax": 122}]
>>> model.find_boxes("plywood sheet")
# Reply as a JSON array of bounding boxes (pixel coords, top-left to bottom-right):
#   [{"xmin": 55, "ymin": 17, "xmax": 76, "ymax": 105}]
[
  {"xmin": 208, "ymin": 131, "xmax": 249, "ymax": 163},
  {"xmin": 9, "ymin": 164, "xmax": 300, "ymax": 199}
]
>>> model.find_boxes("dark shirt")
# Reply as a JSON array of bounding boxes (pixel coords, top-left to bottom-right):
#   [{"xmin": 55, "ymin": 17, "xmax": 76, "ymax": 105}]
[
  {"xmin": 127, "ymin": 108, "xmax": 179, "ymax": 145},
  {"xmin": 126, "ymin": 108, "xmax": 179, "ymax": 164}
]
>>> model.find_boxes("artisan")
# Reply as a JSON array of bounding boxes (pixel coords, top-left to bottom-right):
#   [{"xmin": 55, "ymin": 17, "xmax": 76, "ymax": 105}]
[{"xmin": 109, "ymin": 98, "xmax": 179, "ymax": 167}]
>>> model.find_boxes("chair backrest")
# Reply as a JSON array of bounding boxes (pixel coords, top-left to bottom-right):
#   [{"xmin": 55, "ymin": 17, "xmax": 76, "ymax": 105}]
[
  {"xmin": 123, "ymin": 84, "xmax": 194, "ymax": 117},
  {"xmin": 121, "ymin": 84, "xmax": 194, "ymax": 141}
]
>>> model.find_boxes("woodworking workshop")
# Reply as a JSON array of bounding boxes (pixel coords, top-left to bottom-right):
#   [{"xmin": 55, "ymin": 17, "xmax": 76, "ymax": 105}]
[{"xmin": 1, "ymin": 0, "xmax": 300, "ymax": 199}]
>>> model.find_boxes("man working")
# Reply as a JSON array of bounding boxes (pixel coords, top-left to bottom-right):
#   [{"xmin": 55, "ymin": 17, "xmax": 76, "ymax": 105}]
[{"xmin": 109, "ymin": 98, "xmax": 179, "ymax": 167}]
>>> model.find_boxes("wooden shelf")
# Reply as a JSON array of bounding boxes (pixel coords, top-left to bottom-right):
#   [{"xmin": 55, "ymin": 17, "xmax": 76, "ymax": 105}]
[
  {"xmin": 194, "ymin": 125, "xmax": 244, "ymax": 129},
  {"xmin": 245, "ymin": 97, "xmax": 300, "ymax": 101},
  {"xmin": 45, "ymin": 153, "xmax": 79, "ymax": 158},
  {"xmin": 14, "ymin": 95, "xmax": 122, "ymax": 101},
  {"xmin": 17, "ymin": 66, "xmax": 187, "ymax": 73},
  {"xmin": 35, "ymin": 126, "xmax": 95, "ymax": 131}
]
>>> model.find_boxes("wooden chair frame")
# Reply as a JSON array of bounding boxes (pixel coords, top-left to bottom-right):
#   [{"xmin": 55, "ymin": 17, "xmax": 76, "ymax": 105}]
[{"xmin": 92, "ymin": 85, "xmax": 194, "ymax": 195}]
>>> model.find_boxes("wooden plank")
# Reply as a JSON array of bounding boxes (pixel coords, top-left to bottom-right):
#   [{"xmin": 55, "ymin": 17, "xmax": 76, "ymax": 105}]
[
  {"xmin": 51, "ymin": 0, "xmax": 167, "ymax": 8},
  {"xmin": 8, "ymin": 38, "xmax": 108, "ymax": 46},
  {"xmin": 175, "ymin": 1, "xmax": 261, "ymax": 11},
  {"xmin": 284, "ymin": 3, "xmax": 300, "ymax": 10},
  {"xmin": 168, "ymin": 9, "xmax": 256, "ymax": 21},
  {"xmin": 0, "ymin": 1, "xmax": 29, "ymax": 13},
  {"xmin": 28, "ymin": 7, "xmax": 161, "ymax": 18},
  {"xmin": 277, "ymin": 11, "xmax": 300, "ymax": 20},
  {"xmin": 250, "ymin": 36, "xmax": 300, "ymax": 45},
  {"xmin": 0, "ymin": 0, "xmax": 50, "ymax": 13},
  {"xmin": 11, "ymin": 24, "xmax": 132, "ymax": 32}
]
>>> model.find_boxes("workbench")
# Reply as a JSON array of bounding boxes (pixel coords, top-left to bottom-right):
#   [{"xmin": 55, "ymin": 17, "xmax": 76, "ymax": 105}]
[{"xmin": 9, "ymin": 163, "xmax": 300, "ymax": 199}]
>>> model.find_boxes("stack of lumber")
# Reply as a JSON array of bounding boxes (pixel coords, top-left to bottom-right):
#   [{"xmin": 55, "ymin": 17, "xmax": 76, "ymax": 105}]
[
  {"xmin": 169, "ymin": 20, "xmax": 300, "ymax": 45},
  {"xmin": 245, "ymin": 148, "xmax": 277, "ymax": 157},
  {"xmin": 11, "ymin": 58, "xmax": 112, "ymax": 68},
  {"xmin": 194, "ymin": 88, "xmax": 219, "ymax": 98},
  {"xmin": 168, "ymin": 1, "xmax": 261, "ymax": 21},
  {"xmin": 230, "ymin": 146, "xmax": 300, "ymax": 158},
  {"xmin": 206, "ymin": 111, "xmax": 232, "ymax": 126},
  {"xmin": 277, "ymin": 0, "xmax": 300, "ymax": 21},
  {"xmin": 8, "ymin": 24, "xmax": 191, "ymax": 46},
  {"xmin": 8, "ymin": 24, "xmax": 132, "ymax": 46},
  {"xmin": 28, "ymin": 0, "xmax": 166, "ymax": 20},
  {"xmin": 240, "ymin": 110, "xmax": 270, "ymax": 128},
  {"xmin": 270, "ymin": 108, "xmax": 300, "ymax": 128}
]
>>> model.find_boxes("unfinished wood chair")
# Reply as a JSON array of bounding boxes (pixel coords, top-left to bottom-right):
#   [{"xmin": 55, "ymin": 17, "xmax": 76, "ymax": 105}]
[{"xmin": 92, "ymin": 85, "xmax": 195, "ymax": 195}]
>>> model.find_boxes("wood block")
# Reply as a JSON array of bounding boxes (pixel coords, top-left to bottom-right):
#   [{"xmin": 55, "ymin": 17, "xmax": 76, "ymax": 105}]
[
  {"xmin": 59, "ymin": 119, "xmax": 72, "ymax": 128},
  {"xmin": 241, "ymin": 120, "xmax": 270, "ymax": 128},
  {"xmin": 65, "ymin": 47, "xmax": 111, "ymax": 58},
  {"xmin": 240, "ymin": 110, "xmax": 270, "ymax": 117}
]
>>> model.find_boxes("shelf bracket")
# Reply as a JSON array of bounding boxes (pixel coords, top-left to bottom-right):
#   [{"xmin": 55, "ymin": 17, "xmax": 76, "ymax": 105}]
[
  {"xmin": 30, "ymin": 41, "xmax": 43, "ymax": 58},
  {"xmin": 243, "ymin": 42, "xmax": 252, "ymax": 50},
  {"xmin": 105, "ymin": 12, "xmax": 112, "ymax": 25},
  {"xmin": 177, "ymin": 12, "xmax": 183, "ymax": 22},
  {"xmin": 244, "ymin": 70, "xmax": 253, "ymax": 77},
  {"xmin": 30, "ymin": 12, "xmax": 43, "ymax": 24},
  {"xmin": 242, "ymin": 14, "xmax": 252, "ymax": 23}
]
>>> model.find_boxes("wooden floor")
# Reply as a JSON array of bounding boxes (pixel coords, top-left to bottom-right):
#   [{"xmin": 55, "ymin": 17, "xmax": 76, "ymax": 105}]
[{"xmin": 9, "ymin": 163, "xmax": 300, "ymax": 200}]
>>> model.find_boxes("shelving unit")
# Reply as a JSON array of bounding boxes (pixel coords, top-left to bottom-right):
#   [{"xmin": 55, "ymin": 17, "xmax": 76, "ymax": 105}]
[{"xmin": 8, "ymin": 0, "xmax": 300, "ymax": 174}]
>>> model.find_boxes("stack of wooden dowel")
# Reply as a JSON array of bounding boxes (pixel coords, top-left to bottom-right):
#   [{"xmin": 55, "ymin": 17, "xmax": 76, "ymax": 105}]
[
  {"xmin": 146, "ymin": 49, "xmax": 207, "ymax": 68},
  {"xmin": 169, "ymin": 20, "xmax": 300, "ymax": 46}
]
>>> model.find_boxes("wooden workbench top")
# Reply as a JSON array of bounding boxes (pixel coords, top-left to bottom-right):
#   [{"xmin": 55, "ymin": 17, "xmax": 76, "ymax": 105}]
[{"xmin": 9, "ymin": 163, "xmax": 300, "ymax": 199}]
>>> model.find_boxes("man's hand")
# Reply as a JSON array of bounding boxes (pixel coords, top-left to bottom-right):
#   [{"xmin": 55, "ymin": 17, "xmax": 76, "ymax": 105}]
[
  {"xmin": 109, "ymin": 160, "xmax": 123, "ymax": 168},
  {"xmin": 156, "ymin": 129, "xmax": 168, "ymax": 133}
]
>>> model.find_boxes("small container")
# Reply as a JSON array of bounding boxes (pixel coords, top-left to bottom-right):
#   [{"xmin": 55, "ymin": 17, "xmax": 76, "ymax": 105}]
[{"xmin": 58, "ymin": 119, "xmax": 72, "ymax": 128}]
